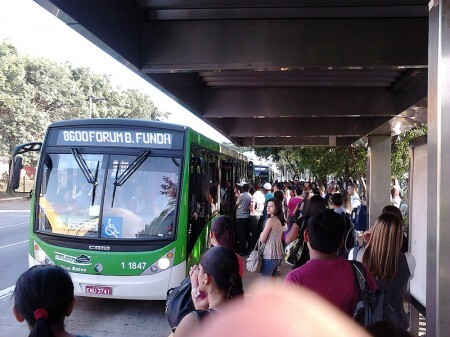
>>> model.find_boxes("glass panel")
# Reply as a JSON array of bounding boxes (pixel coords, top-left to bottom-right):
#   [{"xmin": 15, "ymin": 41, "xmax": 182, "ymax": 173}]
[
  {"xmin": 38, "ymin": 153, "xmax": 105, "ymax": 237},
  {"xmin": 102, "ymin": 156, "xmax": 180, "ymax": 239}
]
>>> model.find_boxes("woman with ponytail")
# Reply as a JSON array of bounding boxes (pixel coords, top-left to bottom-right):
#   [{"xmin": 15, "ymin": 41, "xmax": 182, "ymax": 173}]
[
  {"xmin": 13, "ymin": 265, "xmax": 90, "ymax": 337},
  {"xmin": 174, "ymin": 246, "xmax": 244, "ymax": 337},
  {"xmin": 210, "ymin": 215, "xmax": 244, "ymax": 277}
]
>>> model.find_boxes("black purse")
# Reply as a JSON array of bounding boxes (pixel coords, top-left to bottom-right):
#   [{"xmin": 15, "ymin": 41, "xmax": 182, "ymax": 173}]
[
  {"xmin": 165, "ymin": 277, "xmax": 195, "ymax": 332},
  {"xmin": 284, "ymin": 217, "xmax": 307, "ymax": 266},
  {"xmin": 285, "ymin": 237, "xmax": 306, "ymax": 266}
]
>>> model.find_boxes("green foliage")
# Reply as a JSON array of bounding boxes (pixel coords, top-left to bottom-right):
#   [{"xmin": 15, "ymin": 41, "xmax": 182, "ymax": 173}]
[
  {"xmin": 254, "ymin": 147, "xmax": 282, "ymax": 161},
  {"xmin": 255, "ymin": 146, "xmax": 367, "ymax": 181},
  {"xmin": 254, "ymin": 125, "xmax": 427, "ymax": 183},
  {"xmin": 290, "ymin": 147, "xmax": 366, "ymax": 181},
  {"xmin": 391, "ymin": 124, "xmax": 427, "ymax": 180},
  {"xmin": 0, "ymin": 41, "xmax": 168, "ymax": 162}
]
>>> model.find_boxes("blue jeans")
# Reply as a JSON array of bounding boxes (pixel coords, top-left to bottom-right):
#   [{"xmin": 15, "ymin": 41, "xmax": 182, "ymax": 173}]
[{"xmin": 261, "ymin": 258, "xmax": 282, "ymax": 277}]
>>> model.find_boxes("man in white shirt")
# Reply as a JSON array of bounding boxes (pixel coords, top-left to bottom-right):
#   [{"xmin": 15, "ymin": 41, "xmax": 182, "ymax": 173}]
[{"xmin": 347, "ymin": 183, "xmax": 361, "ymax": 209}]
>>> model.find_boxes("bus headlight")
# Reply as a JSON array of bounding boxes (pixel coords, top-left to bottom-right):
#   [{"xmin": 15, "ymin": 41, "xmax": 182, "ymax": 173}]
[
  {"xmin": 142, "ymin": 249, "xmax": 175, "ymax": 275},
  {"xmin": 157, "ymin": 257, "xmax": 170, "ymax": 270},
  {"xmin": 36, "ymin": 250, "xmax": 46, "ymax": 263}
]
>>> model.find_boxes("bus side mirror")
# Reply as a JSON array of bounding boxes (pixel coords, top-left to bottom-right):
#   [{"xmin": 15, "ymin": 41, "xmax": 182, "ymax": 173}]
[{"xmin": 9, "ymin": 156, "xmax": 23, "ymax": 190}]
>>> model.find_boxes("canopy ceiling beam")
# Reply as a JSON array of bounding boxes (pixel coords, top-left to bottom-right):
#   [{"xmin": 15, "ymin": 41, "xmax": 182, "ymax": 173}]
[
  {"xmin": 141, "ymin": 18, "xmax": 427, "ymax": 72},
  {"xmin": 208, "ymin": 117, "xmax": 390, "ymax": 137},
  {"xmin": 202, "ymin": 87, "xmax": 397, "ymax": 118},
  {"xmin": 232, "ymin": 136, "xmax": 360, "ymax": 147}
]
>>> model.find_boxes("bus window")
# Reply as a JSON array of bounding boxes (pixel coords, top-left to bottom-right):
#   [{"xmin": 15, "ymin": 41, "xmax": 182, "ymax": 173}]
[
  {"xmin": 102, "ymin": 155, "xmax": 180, "ymax": 239},
  {"xmin": 37, "ymin": 152, "xmax": 180, "ymax": 240},
  {"xmin": 38, "ymin": 153, "xmax": 105, "ymax": 237}
]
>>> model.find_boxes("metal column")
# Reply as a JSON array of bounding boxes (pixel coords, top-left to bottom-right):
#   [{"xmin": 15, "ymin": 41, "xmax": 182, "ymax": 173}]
[
  {"xmin": 427, "ymin": 1, "xmax": 450, "ymax": 336},
  {"xmin": 367, "ymin": 135, "xmax": 391, "ymax": 227}
]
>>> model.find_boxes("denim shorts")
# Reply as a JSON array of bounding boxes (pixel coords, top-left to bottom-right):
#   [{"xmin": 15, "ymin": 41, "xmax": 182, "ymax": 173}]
[{"xmin": 261, "ymin": 258, "xmax": 282, "ymax": 277}]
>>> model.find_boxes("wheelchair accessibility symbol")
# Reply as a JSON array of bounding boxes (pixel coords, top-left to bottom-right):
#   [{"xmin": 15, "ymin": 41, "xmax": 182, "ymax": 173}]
[{"xmin": 101, "ymin": 217, "xmax": 123, "ymax": 238}]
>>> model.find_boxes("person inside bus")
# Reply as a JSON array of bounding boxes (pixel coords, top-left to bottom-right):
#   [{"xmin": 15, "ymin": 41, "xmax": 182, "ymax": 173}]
[
  {"xmin": 174, "ymin": 246, "xmax": 244, "ymax": 337},
  {"xmin": 219, "ymin": 181, "xmax": 231, "ymax": 216},
  {"xmin": 53, "ymin": 187, "xmax": 78, "ymax": 214},
  {"xmin": 128, "ymin": 184, "xmax": 146, "ymax": 214},
  {"xmin": 74, "ymin": 183, "xmax": 92, "ymax": 208},
  {"xmin": 153, "ymin": 177, "xmax": 177, "ymax": 216},
  {"xmin": 146, "ymin": 181, "xmax": 178, "ymax": 237},
  {"xmin": 12, "ymin": 265, "xmax": 91, "ymax": 337}
]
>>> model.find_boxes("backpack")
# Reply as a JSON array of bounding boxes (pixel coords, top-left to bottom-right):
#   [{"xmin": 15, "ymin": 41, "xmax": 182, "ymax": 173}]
[
  {"xmin": 351, "ymin": 204, "xmax": 368, "ymax": 231},
  {"xmin": 165, "ymin": 277, "xmax": 195, "ymax": 332},
  {"xmin": 350, "ymin": 261, "xmax": 400, "ymax": 326},
  {"xmin": 192, "ymin": 308, "xmax": 216, "ymax": 322},
  {"xmin": 341, "ymin": 212, "xmax": 355, "ymax": 251}
]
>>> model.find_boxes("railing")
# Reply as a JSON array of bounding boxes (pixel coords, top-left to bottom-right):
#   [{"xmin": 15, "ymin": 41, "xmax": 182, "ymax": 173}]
[{"xmin": 406, "ymin": 292, "xmax": 426, "ymax": 336}]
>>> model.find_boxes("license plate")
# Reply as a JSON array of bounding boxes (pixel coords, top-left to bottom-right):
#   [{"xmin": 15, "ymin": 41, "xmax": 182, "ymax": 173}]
[{"xmin": 85, "ymin": 285, "xmax": 113, "ymax": 295}]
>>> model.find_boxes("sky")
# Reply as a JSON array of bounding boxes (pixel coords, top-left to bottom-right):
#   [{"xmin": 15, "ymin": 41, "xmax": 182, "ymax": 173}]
[{"xmin": 0, "ymin": 0, "xmax": 230, "ymax": 143}]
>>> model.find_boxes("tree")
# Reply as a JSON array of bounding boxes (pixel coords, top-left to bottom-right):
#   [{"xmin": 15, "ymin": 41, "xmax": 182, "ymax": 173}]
[
  {"xmin": 254, "ymin": 146, "xmax": 367, "ymax": 182},
  {"xmin": 253, "ymin": 124, "xmax": 427, "ymax": 186},
  {"xmin": 391, "ymin": 124, "xmax": 427, "ymax": 180},
  {"xmin": 0, "ymin": 41, "xmax": 168, "ymax": 162}
]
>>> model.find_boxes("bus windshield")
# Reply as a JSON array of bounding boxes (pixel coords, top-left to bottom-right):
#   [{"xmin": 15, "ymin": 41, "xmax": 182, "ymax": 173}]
[{"xmin": 37, "ymin": 151, "xmax": 180, "ymax": 240}]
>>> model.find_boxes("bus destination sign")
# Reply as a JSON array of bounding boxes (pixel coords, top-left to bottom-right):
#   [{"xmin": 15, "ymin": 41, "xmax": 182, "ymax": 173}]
[{"xmin": 54, "ymin": 129, "xmax": 182, "ymax": 150}]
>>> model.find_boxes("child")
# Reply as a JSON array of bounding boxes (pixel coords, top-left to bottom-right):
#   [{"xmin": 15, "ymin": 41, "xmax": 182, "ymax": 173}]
[{"xmin": 13, "ymin": 265, "xmax": 90, "ymax": 337}]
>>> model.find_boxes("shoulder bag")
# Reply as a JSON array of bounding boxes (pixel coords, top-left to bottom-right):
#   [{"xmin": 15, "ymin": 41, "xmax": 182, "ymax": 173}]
[
  {"xmin": 285, "ymin": 217, "xmax": 307, "ymax": 266},
  {"xmin": 246, "ymin": 240, "xmax": 265, "ymax": 272},
  {"xmin": 165, "ymin": 277, "xmax": 195, "ymax": 332}
]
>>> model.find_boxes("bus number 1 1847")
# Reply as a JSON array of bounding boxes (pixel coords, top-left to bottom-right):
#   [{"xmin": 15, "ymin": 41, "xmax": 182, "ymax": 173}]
[{"xmin": 121, "ymin": 261, "xmax": 147, "ymax": 270}]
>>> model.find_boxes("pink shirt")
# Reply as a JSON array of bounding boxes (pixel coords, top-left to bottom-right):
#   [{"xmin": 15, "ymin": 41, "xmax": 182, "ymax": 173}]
[
  {"xmin": 285, "ymin": 257, "xmax": 377, "ymax": 316},
  {"xmin": 287, "ymin": 197, "xmax": 303, "ymax": 217}
]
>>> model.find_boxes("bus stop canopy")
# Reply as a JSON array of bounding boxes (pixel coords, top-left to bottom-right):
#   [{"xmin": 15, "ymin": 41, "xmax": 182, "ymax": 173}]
[{"xmin": 36, "ymin": 0, "xmax": 428, "ymax": 146}]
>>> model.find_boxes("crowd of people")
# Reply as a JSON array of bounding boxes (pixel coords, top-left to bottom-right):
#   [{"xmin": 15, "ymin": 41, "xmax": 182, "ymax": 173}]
[
  {"xmin": 12, "ymin": 178, "xmax": 415, "ymax": 337},
  {"xmin": 209, "ymin": 178, "xmax": 415, "ymax": 336}
]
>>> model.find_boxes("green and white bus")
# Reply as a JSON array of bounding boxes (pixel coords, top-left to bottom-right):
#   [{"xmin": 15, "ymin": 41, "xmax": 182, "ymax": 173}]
[{"xmin": 9, "ymin": 119, "xmax": 248, "ymax": 300}]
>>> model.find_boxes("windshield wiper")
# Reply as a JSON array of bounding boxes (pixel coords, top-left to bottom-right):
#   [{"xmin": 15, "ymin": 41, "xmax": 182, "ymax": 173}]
[
  {"xmin": 71, "ymin": 148, "xmax": 96, "ymax": 184},
  {"xmin": 110, "ymin": 150, "xmax": 151, "ymax": 208},
  {"xmin": 114, "ymin": 150, "xmax": 151, "ymax": 187},
  {"xmin": 71, "ymin": 148, "xmax": 99, "ymax": 206},
  {"xmin": 91, "ymin": 161, "xmax": 100, "ymax": 206}
]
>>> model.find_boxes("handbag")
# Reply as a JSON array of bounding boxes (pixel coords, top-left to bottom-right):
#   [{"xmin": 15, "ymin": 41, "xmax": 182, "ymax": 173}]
[
  {"xmin": 284, "ymin": 237, "xmax": 306, "ymax": 266},
  {"xmin": 284, "ymin": 218, "xmax": 307, "ymax": 266},
  {"xmin": 246, "ymin": 240, "xmax": 265, "ymax": 272},
  {"xmin": 165, "ymin": 277, "xmax": 195, "ymax": 332}
]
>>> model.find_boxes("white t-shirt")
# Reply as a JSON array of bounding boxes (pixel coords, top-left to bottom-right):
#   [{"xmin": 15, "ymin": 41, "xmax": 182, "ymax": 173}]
[
  {"xmin": 350, "ymin": 193, "xmax": 361, "ymax": 209},
  {"xmin": 251, "ymin": 190, "xmax": 266, "ymax": 216}
]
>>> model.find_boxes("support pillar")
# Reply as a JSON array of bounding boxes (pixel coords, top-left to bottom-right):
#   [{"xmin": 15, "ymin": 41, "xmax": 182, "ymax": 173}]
[
  {"xmin": 427, "ymin": 1, "xmax": 450, "ymax": 336},
  {"xmin": 367, "ymin": 135, "xmax": 391, "ymax": 227}
]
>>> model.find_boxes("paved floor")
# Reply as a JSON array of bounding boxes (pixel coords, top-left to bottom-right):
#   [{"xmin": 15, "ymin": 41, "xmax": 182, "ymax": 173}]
[
  {"xmin": 0, "ymin": 197, "xmax": 30, "ymax": 208},
  {"xmin": 241, "ymin": 257, "xmax": 291, "ymax": 294}
]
